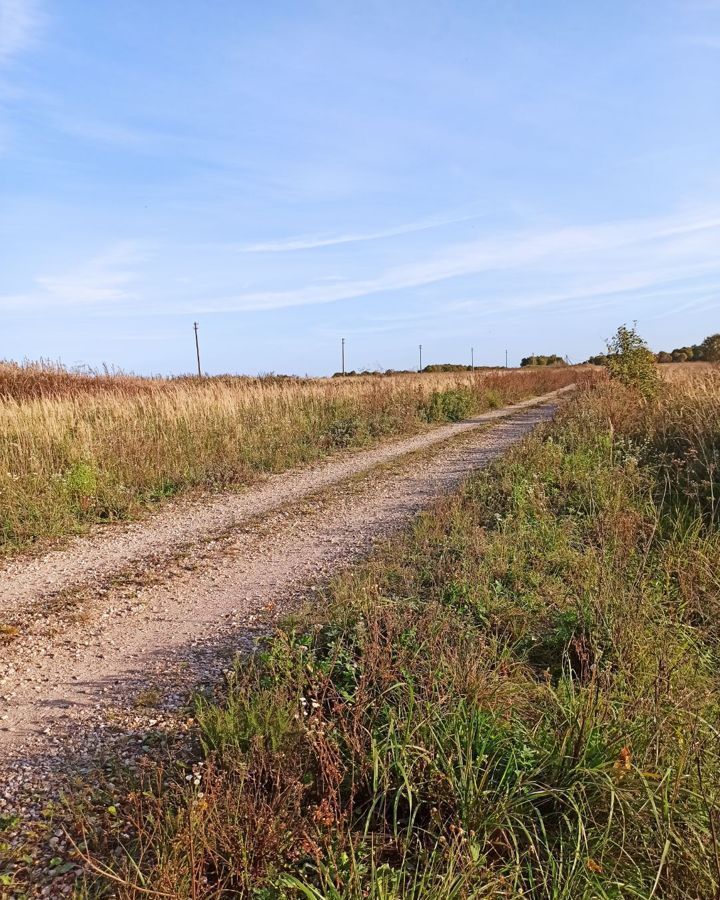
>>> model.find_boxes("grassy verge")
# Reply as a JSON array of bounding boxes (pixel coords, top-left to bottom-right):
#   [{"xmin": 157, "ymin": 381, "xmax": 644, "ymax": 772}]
[
  {"xmin": 63, "ymin": 370, "xmax": 720, "ymax": 898},
  {"xmin": 0, "ymin": 364, "xmax": 578, "ymax": 555}
]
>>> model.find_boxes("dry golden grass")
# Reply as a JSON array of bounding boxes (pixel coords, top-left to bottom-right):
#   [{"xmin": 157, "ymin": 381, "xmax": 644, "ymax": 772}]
[
  {"xmin": 0, "ymin": 362, "xmax": 582, "ymax": 554},
  {"xmin": 659, "ymin": 361, "xmax": 717, "ymax": 381}
]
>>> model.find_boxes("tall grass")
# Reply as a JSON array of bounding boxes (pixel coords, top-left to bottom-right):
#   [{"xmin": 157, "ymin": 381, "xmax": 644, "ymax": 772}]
[
  {"xmin": 73, "ymin": 372, "xmax": 720, "ymax": 898},
  {"xmin": 0, "ymin": 362, "xmax": 578, "ymax": 554}
]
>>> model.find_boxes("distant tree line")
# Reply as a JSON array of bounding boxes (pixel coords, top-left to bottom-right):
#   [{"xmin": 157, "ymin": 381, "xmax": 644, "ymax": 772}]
[
  {"xmin": 587, "ymin": 332, "xmax": 720, "ymax": 366},
  {"xmin": 332, "ymin": 364, "xmax": 499, "ymax": 377},
  {"xmin": 520, "ymin": 355, "xmax": 567, "ymax": 368},
  {"xmin": 655, "ymin": 332, "xmax": 720, "ymax": 363},
  {"xmin": 423, "ymin": 363, "xmax": 491, "ymax": 373}
]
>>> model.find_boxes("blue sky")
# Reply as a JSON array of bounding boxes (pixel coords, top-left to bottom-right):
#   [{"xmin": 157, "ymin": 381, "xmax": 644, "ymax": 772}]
[{"xmin": 1, "ymin": 0, "xmax": 720, "ymax": 375}]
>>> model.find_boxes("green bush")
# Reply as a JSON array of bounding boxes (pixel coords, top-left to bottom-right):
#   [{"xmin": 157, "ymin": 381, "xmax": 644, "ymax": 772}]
[
  {"xmin": 421, "ymin": 388, "xmax": 476, "ymax": 422},
  {"xmin": 606, "ymin": 324, "xmax": 660, "ymax": 397}
]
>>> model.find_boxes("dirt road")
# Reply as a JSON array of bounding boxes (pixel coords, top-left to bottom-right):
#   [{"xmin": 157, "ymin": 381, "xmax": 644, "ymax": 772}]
[{"xmin": 0, "ymin": 389, "xmax": 569, "ymax": 766}]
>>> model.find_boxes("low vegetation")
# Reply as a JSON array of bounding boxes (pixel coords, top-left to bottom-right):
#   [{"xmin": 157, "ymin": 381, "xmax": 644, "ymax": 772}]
[
  {"xmin": 0, "ymin": 362, "xmax": 577, "ymax": 555},
  {"xmin": 604, "ymin": 324, "xmax": 661, "ymax": 398},
  {"xmin": 74, "ymin": 360, "xmax": 720, "ymax": 897}
]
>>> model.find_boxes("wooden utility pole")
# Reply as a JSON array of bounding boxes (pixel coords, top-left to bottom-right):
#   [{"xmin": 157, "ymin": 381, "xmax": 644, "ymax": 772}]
[
  {"xmin": 419, "ymin": 344, "xmax": 423, "ymax": 373},
  {"xmin": 471, "ymin": 347, "xmax": 474, "ymax": 372},
  {"xmin": 505, "ymin": 349, "xmax": 508, "ymax": 369},
  {"xmin": 193, "ymin": 322, "xmax": 202, "ymax": 377}
]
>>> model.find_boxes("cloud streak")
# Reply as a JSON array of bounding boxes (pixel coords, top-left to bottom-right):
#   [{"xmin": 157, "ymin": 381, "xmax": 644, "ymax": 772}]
[
  {"xmin": 197, "ymin": 211, "xmax": 720, "ymax": 314},
  {"xmin": 237, "ymin": 212, "xmax": 481, "ymax": 253},
  {"xmin": 5, "ymin": 211, "xmax": 720, "ymax": 326},
  {"xmin": 0, "ymin": 243, "xmax": 148, "ymax": 311},
  {"xmin": 0, "ymin": 0, "xmax": 42, "ymax": 65}
]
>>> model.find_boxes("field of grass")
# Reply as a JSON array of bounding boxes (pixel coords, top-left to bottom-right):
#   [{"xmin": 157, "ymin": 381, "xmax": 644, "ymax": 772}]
[
  {"xmin": 75, "ymin": 368, "xmax": 720, "ymax": 897},
  {"xmin": 0, "ymin": 362, "xmax": 578, "ymax": 555},
  {"xmin": 660, "ymin": 361, "xmax": 716, "ymax": 381}
]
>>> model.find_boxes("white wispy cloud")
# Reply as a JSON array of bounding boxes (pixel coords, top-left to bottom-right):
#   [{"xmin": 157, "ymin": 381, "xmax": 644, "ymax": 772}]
[
  {"xmin": 0, "ymin": 243, "xmax": 148, "ymax": 311},
  {"xmin": 5, "ymin": 210, "xmax": 720, "ymax": 322},
  {"xmin": 45, "ymin": 114, "xmax": 159, "ymax": 148},
  {"xmin": 0, "ymin": 0, "xmax": 42, "ymax": 65},
  {"xmin": 196, "ymin": 210, "xmax": 720, "ymax": 314},
  {"xmin": 236, "ymin": 212, "xmax": 481, "ymax": 253}
]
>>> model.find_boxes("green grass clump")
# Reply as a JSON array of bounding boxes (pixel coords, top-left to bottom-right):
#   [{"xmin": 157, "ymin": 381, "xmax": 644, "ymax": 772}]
[
  {"xmin": 421, "ymin": 387, "xmax": 477, "ymax": 422},
  {"xmin": 75, "ymin": 374, "xmax": 720, "ymax": 897}
]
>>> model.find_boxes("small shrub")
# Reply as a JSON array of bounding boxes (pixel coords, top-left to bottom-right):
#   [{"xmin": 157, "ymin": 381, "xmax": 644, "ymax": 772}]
[
  {"xmin": 484, "ymin": 388, "xmax": 502, "ymax": 409},
  {"xmin": 324, "ymin": 416, "xmax": 365, "ymax": 448},
  {"xmin": 62, "ymin": 461, "xmax": 98, "ymax": 498},
  {"xmin": 606, "ymin": 323, "xmax": 661, "ymax": 397},
  {"xmin": 422, "ymin": 388, "xmax": 476, "ymax": 422}
]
